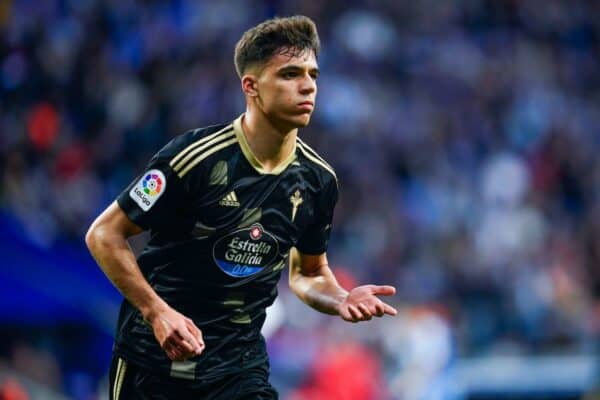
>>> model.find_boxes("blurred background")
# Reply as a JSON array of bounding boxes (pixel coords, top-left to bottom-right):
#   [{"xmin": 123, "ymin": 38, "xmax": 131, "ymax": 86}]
[{"xmin": 1, "ymin": 0, "xmax": 599, "ymax": 399}]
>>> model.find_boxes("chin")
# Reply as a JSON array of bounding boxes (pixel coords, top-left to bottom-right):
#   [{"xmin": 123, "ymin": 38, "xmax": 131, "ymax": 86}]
[
  {"xmin": 289, "ymin": 113, "xmax": 312, "ymax": 128},
  {"xmin": 270, "ymin": 112, "xmax": 312, "ymax": 131}
]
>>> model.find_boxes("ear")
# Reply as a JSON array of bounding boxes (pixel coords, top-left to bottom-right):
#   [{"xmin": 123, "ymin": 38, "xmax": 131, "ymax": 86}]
[{"xmin": 241, "ymin": 75, "xmax": 258, "ymax": 97}]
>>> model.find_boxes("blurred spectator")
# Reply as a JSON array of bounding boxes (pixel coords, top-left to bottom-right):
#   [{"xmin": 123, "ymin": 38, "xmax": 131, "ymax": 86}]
[
  {"xmin": 0, "ymin": 378, "xmax": 29, "ymax": 400},
  {"xmin": 288, "ymin": 341, "xmax": 389, "ymax": 400}
]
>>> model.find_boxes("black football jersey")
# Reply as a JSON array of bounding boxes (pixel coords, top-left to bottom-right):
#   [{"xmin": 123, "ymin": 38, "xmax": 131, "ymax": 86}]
[{"xmin": 114, "ymin": 114, "xmax": 338, "ymax": 381}]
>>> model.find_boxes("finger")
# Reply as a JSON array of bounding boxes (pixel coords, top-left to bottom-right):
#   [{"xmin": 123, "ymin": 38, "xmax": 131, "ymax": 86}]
[
  {"xmin": 188, "ymin": 322, "xmax": 206, "ymax": 354},
  {"xmin": 339, "ymin": 307, "xmax": 354, "ymax": 322},
  {"xmin": 166, "ymin": 332, "xmax": 196, "ymax": 360},
  {"xmin": 163, "ymin": 342, "xmax": 183, "ymax": 361},
  {"xmin": 171, "ymin": 331, "xmax": 196, "ymax": 353},
  {"xmin": 348, "ymin": 305, "xmax": 363, "ymax": 322},
  {"xmin": 170, "ymin": 350, "xmax": 184, "ymax": 361},
  {"xmin": 171, "ymin": 350, "xmax": 186, "ymax": 361},
  {"xmin": 373, "ymin": 302, "xmax": 385, "ymax": 317},
  {"xmin": 171, "ymin": 341, "xmax": 195, "ymax": 361},
  {"xmin": 357, "ymin": 303, "xmax": 372, "ymax": 321},
  {"xmin": 167, "ymin": 327, "xmax": 194, "ymax": 351},
  {"xmin": 180, "ymin": 329, "xmax": 202, "ymax": 355},
  {"xmin": 185, "ymin": 319, "xmax": 205, "ymax": 353},
  {"xmin": 382, "ymin": 302, "xmax": 398, "ymax": 316},
  {"xmin": 371, "ymin": 285, "xmax": 396, "ymax": 296}
]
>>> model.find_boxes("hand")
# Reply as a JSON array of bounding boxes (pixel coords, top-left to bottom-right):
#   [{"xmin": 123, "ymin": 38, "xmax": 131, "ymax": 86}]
[
  {"xmin": 338, "ymin": 285, "xmax": 397, "ymax": 323},
  {"xmin": 146, "ymin": 306, "xmax": 205, "ymax": 361}
]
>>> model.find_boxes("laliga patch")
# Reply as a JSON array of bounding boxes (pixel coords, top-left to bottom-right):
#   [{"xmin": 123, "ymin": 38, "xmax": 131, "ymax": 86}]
[{"xmin": 129, "ymin": 169, "xmax": 166, "ymax": 211}]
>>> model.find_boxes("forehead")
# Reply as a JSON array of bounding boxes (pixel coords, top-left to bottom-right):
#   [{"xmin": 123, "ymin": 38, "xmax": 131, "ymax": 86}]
[{"xmin": 263, "ymin": 48, "xmax": 318, "ymax": 71}]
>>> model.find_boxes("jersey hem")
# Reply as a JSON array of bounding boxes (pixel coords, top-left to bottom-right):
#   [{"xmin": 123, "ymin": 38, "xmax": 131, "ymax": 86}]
[{"xmin": 112, "ymin": 342, "xmax": 269, "ymax": 383}]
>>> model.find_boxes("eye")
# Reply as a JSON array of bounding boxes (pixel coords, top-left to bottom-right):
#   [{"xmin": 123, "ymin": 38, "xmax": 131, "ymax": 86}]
[{"xmin": 282, "ymin": 71, "xmax": 298, "ymax": 79}]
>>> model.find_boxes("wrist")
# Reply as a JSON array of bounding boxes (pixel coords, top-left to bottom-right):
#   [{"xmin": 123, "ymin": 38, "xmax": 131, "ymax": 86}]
[
  {"xmin": 139, "ymin": 297, "xmax": 169, "ymax": 324},
  {"xmin": 333, "ymin": 291, "xmax": 349, "ymax": 315}
]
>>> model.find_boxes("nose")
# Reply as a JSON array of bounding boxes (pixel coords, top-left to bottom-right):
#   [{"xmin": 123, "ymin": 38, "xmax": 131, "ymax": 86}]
[{"xmin": 299, "ymin": 74, "xmax": 316, "ymax": 95}]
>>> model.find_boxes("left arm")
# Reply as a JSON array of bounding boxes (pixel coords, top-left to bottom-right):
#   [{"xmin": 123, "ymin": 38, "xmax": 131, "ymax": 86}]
[{"xmin": 288, "ymin": 248, "xmax": 397, "ymax": 322}]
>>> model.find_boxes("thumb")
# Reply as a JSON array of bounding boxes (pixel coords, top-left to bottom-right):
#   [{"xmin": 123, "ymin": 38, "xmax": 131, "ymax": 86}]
[
  {"xmin": 371, "ymin": 285, "xmax": 396, "ymax": 296},
  {"xmin": 185, "ymin": 319, "xmax": 205, "ymax": 352}
]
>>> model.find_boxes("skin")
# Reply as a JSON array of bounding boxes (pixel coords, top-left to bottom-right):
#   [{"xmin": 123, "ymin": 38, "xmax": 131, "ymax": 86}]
[
  {"xmin": 239, "ymin": 48, "xmax": 320, "ymax": 171},
  {"xmin": 86, "ymin": 46, "xmax": 397, "ymax": 362}
]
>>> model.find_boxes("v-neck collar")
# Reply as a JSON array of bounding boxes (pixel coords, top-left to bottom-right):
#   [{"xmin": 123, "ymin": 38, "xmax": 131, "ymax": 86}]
[{"xmin": 233, "ymin": 114, "xmax": 297, "ymax": 175}]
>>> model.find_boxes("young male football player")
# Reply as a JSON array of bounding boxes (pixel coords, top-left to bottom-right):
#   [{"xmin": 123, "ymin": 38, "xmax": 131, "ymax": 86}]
[{"xmin": 86, "ymin": 15, "xmax": 397, "ymax": 399}]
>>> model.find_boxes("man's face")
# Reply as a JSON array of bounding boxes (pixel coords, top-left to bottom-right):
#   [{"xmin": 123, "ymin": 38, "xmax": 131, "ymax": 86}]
[{"xmin": 251, "ymin": 48, "xmax": 319, "ymax": 130}]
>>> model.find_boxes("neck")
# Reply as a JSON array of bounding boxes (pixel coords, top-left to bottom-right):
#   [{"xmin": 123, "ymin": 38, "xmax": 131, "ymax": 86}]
[{"xmin": 241, "ymin": 109, "xmax": 297, "ymax": 172}]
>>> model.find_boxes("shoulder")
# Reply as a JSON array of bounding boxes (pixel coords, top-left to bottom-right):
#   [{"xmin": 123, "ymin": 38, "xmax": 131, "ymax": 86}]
[
  {"xmin": 296, "ymin": 137, "xmax": 338, "ymax": 189},
  {"xmin": 159, "ymin": 122, "xmax": 236, "ymax": 178},
  {"xmin": 158, "ymin": 123, "xmax": 234, "ymax": 159}
]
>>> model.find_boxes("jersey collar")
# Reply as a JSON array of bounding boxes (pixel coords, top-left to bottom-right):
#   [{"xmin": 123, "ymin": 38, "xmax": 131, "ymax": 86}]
[{"xmin": 233, "ymin": 114, "xmax": 297, "ymax": 175}]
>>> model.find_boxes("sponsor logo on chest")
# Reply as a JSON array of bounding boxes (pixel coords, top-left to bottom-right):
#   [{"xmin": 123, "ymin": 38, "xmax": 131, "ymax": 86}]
[{"xmin": 212, "ymin": 223, "xmax": 279, "ymax": 278}]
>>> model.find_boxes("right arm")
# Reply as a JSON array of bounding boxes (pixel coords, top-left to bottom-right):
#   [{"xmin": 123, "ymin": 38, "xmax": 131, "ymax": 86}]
[{"xmin": 85, "ymin": 201, "xmax": 204, "ymax": 361}]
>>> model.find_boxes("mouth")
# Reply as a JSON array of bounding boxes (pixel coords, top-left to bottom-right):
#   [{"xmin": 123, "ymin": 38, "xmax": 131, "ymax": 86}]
[{"xmin": 297, "ymin": 101, "xmax": 314, "ymax": 111}]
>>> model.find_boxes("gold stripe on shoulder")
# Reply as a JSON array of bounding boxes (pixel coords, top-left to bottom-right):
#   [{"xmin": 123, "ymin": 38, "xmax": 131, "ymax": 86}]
[
  {"xmin": 297, "ymin": 141, "xmax": 338, "ymax": 182},
  {"xmin": 297, "ymin": 138, "xmax": 336, "ymax": 171},
  {"xmin": 169, "ymin": 125, "xmax": 233, "ymax": 169},
  {"xmin": 172, "ymin": 130, "xmax": 235, "ymax": 173},
  {"xmin": 178, "ymin": 137, "xmax": 238, "ymax": 178}
]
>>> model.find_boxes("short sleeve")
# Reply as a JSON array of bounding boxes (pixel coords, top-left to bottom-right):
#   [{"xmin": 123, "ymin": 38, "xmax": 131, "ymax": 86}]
[
  {"xmin": 296, "ymin": 177, "xmax": 339, "ymax": 255},
  {"xmin": 116, "ymin": 135, "xmax": 196, "ymax": 231}
]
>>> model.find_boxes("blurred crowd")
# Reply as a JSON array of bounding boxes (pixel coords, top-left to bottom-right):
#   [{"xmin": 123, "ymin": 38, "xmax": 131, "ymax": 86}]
[{"xmin": 1, "ymin": 0, "xmax": 599, "ymax": 398}]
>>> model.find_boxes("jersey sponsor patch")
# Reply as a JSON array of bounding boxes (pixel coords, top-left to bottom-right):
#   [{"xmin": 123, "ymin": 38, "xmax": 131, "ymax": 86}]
[
  {"xmin": 212, "ymin": 223, "xmax": 280, "ymax": 278},
  {"xmin": 129, "ymin": 169, "xmax": 166, "ymax": 211}
]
